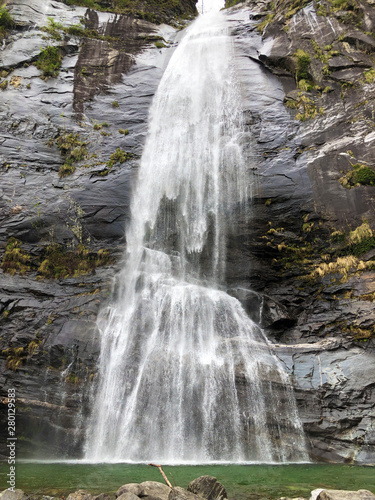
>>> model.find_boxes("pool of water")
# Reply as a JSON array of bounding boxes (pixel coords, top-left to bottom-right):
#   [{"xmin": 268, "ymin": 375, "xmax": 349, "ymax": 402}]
[{"xmin": 0, "ymin": 463, "xmax": 374, "ymax": 499}]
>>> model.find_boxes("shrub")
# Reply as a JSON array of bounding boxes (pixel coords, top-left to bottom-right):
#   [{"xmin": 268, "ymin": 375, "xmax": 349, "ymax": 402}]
[{"xmin": 295, "ymin": 49, "xmax": 311, "ymax": 81}]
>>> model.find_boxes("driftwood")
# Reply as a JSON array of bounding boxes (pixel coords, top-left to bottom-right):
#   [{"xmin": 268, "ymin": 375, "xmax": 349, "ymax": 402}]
[{"xmin": 148, "ymin": 463, "xmax": 173, "ymax": 488}]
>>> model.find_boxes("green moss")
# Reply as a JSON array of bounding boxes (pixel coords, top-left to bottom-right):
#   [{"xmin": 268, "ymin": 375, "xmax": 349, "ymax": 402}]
[
  {"xmin": 34, "ymin": 46, "xmax": 63, "ymax": 78},
  {"xmin": 225, "ymin": 0, "xmax": 242, "ymax": 6},
  {"xmin": 37, "ymin": 244, "xmax": 113, "ymax": 279},
  {"xmin": 62, "ymin": 0, "xmax": 197, "ymax": 25},
  {"xmin": 51, "ymin": 132, "xmax": 88, "ymax": 178},
  {"xmin": 0, "ymin": 79, "xmax": 8, "ymax": 90},
  {"xmin": 340, "ymin": 163, "xmax": 375, "ymax": 188},
  {"xmin": 119, "ymin": 128, "xmax": 129, "ymax": 135},
  {"xmin": 112, "ymin": 100, "xmax": 119, "ymax": 108},
  {"xmin": 363, "ymin": 68, "xmax": 375, "ymax": 84},
  {"xmin": 294, "ymin": 49, "xmax": 311, "ymax": 81},
  {"xmin": 1, "ymin": 238, "xmax": 30, "ymax": 276},
  {"xmin": 2, "ymin": 347, "xmax": 25, "ymax": 371},
  {"xmin": 106, "ymin": 148, "xmax": 135, "ymax": 170},
  {"xmin": 256, "ymin": 13, "xmax": 275, "ymax": 33},
  {"xmin": 0, "ymin": 4, "xmax": 13, "ymax": 28}
]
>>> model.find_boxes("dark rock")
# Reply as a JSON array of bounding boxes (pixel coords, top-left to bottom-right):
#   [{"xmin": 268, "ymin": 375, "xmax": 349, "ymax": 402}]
[{"xmin": 187, "ymin": 476, "xmax": 227, "ymax": 500}]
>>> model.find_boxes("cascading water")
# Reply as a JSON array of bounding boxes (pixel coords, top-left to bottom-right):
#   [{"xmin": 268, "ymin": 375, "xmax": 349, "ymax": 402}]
[{"xmin": 84, "ymin": 1, "xmax": 308, "ymax": 464}]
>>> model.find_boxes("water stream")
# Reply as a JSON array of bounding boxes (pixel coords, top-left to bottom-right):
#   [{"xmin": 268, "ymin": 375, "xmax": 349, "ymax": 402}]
[{"xmin": 84, "ymin": 1, "xmax": 308, "ymax": 464}]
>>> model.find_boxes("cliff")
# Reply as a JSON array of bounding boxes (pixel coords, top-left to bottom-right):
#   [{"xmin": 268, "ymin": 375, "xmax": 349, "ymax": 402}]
[{"xmin": 0, "ymin": 0, "xmax": 374, "ymax": 463}]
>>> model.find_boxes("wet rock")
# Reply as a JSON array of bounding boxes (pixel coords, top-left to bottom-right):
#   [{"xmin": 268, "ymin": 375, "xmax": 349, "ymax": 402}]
[{"xmin": 187, "ymin": 476, "xmax": 227, "ymax": 500}]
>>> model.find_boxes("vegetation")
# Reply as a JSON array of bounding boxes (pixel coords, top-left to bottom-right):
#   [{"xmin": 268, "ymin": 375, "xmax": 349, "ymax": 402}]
[
  {"xmin": 1, "ymin": 238, "xmax": 30, "ymax": 276},
  {"xmin": 119, "ymin": 128, "xmax": 129, "ymax": 135},
  {"xmin": 2, "ymin": 347, "xmax": 25, "ymax": 371},
  {"xmin": 50, "ymin": 132, "xmax": 88, "ymax": 178},
  {"xmin": 0, "ymin": 3, "xmax": 14, "ymax": 39},
  {"xmin": 38, "ymin": 244, "xmax": 113, "ymax": 279},
  {"xmin": 225, "ymin": 0, "xmax": 242, "ymax": 6},
  {"xmin": 340, "ymin": 163, "xmax": 375, "ymax": 188},
  {"xmin": 286, "ymin": 92, "xmax": 324, "ymax": 121},
  {"xmin": 106, "ymin": 148, "xmax": 134, "ymax": 170},
  {"xmin": 61, "ymin": 0, "xmax": 197, "ymax": 25},
  {"xmin": 34, "ymin": 46, "xmax": 63, "ymax": 79},
  {"xmin": 294, "ymin": 49, "xmax": 311, "ymax": 82},
  {"xmin": 112, "ymin": 101, "xmax": 119, "ymax": 108}
]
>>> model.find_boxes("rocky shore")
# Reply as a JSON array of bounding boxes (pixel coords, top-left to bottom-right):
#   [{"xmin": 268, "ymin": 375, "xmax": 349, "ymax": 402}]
[{"xmin": 1, "ymin": 475, "xmax": 375, "ymax": 500}]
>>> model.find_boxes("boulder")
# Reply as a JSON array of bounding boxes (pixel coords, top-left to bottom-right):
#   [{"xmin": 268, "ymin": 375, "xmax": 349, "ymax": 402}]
[
  {"xmin": 116, "ymin": 485, "xmax": 142, "ymax": 498},
  {"xmin": 117, "ymin": 493, "xmax": 140, "ymax": 500},
  {"xmin": 168, "ymin": 488, "xmax": 201, "ymax": 500},
  {"xmin": 139, "ymin": 482, "xmax": 171, "ymax": 500},
  {"xmin": 0, "ymin": 491, "xmax": 28, "ymax": 500},
  {"xmin": 187, "ymin": 476, "xmax": 227, "ymax": 500},
  {"xmin": 67, "ymin": 491, "xmax": 94, "ymax": 500},
  {"xmin": 316, "ymin": 491, "xmax": 375, "ymax": 500}
]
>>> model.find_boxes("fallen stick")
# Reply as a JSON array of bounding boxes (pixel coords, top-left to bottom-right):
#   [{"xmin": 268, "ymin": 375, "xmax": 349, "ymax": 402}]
[{"xmin": 148, "ymin": 463, "xmax": 173, "ymax": 488}]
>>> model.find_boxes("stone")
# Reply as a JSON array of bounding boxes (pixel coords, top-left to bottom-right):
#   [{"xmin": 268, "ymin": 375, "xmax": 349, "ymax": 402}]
[
  {"xmin": 316, "ymin": 490, "xmax": 375, "ymax": 500},
  {"xmin": 117, "ymin": 494, "xmax": 140, "ymax": 500},
  {"xmin": 67, "ymin": 491, "xmax": 93, "ymax": 500},
  {"xmin": 139, "ymin": 482, "xmax": 171, "ymax": 500},
  {"xmin": 116, "ymin": 485, "xmax": 142, "ymax": 498},
  {"xmin": 0, "ymin": 491, "xmax": 28, "ymax": 500},
  {"xmin": 169, "ymin": 488, "xmax": 201, "ymax": 500},
  {"xmin": 187, "ymin": 476, "xmax": 227, "ymax": 500}
]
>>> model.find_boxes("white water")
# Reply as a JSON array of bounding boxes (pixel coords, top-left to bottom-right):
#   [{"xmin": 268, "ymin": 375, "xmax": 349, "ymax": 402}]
[{"xmin": 85, "ymin": 2, "xmax": 308, "ymax": 463}]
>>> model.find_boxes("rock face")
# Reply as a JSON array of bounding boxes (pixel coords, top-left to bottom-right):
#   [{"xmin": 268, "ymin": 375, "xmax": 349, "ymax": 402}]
[{"xmin": 0, "ymin": 0, "xmax": 374, "ymax": 464}]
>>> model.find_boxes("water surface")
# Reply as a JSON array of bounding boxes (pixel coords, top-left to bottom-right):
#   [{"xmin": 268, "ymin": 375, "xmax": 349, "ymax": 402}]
[{"xmin": 1, "ymin": 463, "xmax": 374, "ymax": 499}]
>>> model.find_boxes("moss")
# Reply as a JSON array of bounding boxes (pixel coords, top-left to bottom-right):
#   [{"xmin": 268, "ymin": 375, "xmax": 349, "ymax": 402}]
[
  {"xmin": 363, "ymin": 68, "xmax": 375, "ymax": 84},
  {"xmin": 106, "ymin": 147, "xmax": 135, "ymax": 170},
  {"xmin": 62, "ymin": 0, "xmax": 197, "ymax": 25},
  {"xmin": 119, "ymin": 128, "xmax": 129, "ymax": 135},
  {"xmin": 225, "ymin": 0, "xmax": 242, "ymax": 6},
  {"xmin": 34, "ymin": 46, "xmax": 63, "ymax": 79},
  {"xmin": 340, "ymin": 163, "xmax": 375, "ymax": 188},
  {"xmin": 294, "ymin": 49, "xmax": 311, "ymax": 81},
  {"xmin": 2, "ymin": 347, "xmax": 25, "ymax": 371},
  {"xmin": 0, "ymin": 79, "xmax": 8, "ymax": 90},
  {"xmin": 154, "ymin": 41, "xmax": 166, "ymax": 48},
  {"xmin": 52, "ymin": 132, "xmax": 88, "ymax": 178},
  {"xmin": 37, "ymin": 244, "xmax": 113, "ymax": 279},
  {"xmin": 1, "ymin": 238, "xmax": 30, "ymax": 276},
  {"xmin": 112, "ymin": 100, "xmax": 119, "ymax": 108},
  {"xmin": 256, "ymin": 12, "xmax": 275, "ymax": 33},
  {"xmin": 286, "ymin": 92, "xmax": 322, "ymax": 121}
]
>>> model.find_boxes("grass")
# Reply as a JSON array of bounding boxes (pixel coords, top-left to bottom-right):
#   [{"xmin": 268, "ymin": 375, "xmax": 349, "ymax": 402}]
[
  {"xmin": 294, "ymin": 49, "xmax": 311, "ymax": 81},
  {"xmin": 34, "ymin": 46, "xmax": 63, "ymax": 79}
]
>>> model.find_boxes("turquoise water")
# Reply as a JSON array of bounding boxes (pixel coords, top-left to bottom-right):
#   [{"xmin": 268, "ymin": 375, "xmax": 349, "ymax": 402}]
[{"xmin": 0, "ymin": 463, "xmax": 374, "ymax": 499}]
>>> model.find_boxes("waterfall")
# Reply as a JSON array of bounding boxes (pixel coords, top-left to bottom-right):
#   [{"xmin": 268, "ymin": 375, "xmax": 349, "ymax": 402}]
[{"xmin": 84, "ymin": 1, "xmax": 308, "ymax": 464}]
